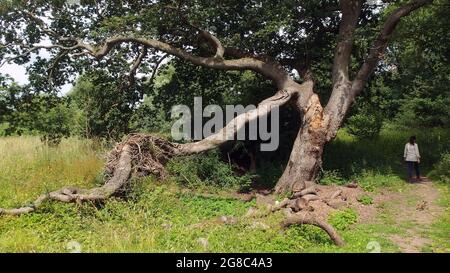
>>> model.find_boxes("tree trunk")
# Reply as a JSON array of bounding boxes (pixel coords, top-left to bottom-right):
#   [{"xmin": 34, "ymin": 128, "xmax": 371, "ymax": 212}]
[{"xmin": 275, "ymin": 94, "xmax": 328, "ymax": 193}]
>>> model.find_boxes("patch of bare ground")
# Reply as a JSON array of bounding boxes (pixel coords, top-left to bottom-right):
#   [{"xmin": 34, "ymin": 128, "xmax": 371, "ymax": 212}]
[
  {"xmin": 368, "ymin": 178, "xmax": 444, "ymax": 253},
  {"xmin": 306, "ymin": 183, "xmax": 372, "ymax": 221},
  {"xmin": 181, "ymin": 182, "xmax": 369, "ymax": 246}
]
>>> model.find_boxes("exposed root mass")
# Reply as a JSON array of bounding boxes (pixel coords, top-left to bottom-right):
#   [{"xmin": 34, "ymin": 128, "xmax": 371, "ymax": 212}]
[{"xmin": 0, "ymin": 134, "xmax": 178, "ymax": 216}]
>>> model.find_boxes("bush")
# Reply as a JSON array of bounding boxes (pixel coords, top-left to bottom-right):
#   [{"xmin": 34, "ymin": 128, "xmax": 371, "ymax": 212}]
[
  {"xmin": 34, "ymin": 101, "xmax": 74, "ymax": 146},
  {"xmin": 167, "ymin": 150, "xmax": 254, "ymax": 190},
  {"xmin": 328, "ymin": 208, "xmax": 358, "ymax": 231},
  {"xmin": 428, "ymin": 153, "xmax": 450, "ymax": 183},
  {"xmin": 357, "ymin": 195, "xmax": 373, "ymax": 205},
  {"xmin": 317, "ymin": 170, "xmax": 346, "ymax": 186},
  {"xmin": 346, "ymin": 110, "xmax": 383, "ymax": 139}
]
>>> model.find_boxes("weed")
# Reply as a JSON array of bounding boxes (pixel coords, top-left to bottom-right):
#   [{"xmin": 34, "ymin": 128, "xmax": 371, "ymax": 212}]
[
  {"xmin": 357, "ymin": 195, "xmax": 373, "ymax": 205},
  {"xmin": 328, "ymin": 208, "xmax": 358, "ymax": 231}
]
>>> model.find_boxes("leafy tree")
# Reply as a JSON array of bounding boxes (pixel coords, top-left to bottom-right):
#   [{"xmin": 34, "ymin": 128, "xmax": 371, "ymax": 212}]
[
  {"xmin": 0, "ymin": 75, "xmax": 73, "ymax": 145},
  {"xmin": 32, "ymin": 95, "xmax": 74, "ymax": 146},
  {"xmin": 69, "ymin": 69, "xmax": 143, "ymax": 140},
  {"xmin": 346, "ymin": 103, "xmax": 383, "ymax": 139},
  {"xmin": 0, "ymin": 75, "xmax": 17, "ymax": 131},
  {"xmin": 389, "ymin": 0, "xmax": 450, "ymax": 128}
]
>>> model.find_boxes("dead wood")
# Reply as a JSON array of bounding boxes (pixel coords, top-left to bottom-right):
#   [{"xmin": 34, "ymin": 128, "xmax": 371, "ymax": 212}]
[
  {"xmin": 0, "ymin": 134, "xmax": 178, "ymax": 216},
  {"xmin": 282, "ymin": 212, "xmax": 345, "ymax": 246},
  {"xmin": 330, "ymin": 189, "xmax": 343, "ymax": 199}
]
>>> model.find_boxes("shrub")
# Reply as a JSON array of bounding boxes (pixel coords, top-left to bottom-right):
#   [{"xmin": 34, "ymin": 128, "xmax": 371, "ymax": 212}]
[
  {"xmin": 167, "ymin": 150, "xmax": 254, "ymax": 190},
  {"xmin": 357, "ymin": 195, "xmax": 373, "ymax": 205},
  {"xmin": 346, "ymin": 111, "xmax": 383, "ymax": 140},
  {"xmin": 35, "ymin": 102, "xmax": 74, "ymax": 147},
  {"xmin": 428, "ymin": 153, "xmax": 450, "ymax": 183}
]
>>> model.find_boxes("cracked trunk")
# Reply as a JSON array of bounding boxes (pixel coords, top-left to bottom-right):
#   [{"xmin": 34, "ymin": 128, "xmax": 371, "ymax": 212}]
[{"xmin": 275, "ymin": 94, "xmax": 329, "ymax": 193}]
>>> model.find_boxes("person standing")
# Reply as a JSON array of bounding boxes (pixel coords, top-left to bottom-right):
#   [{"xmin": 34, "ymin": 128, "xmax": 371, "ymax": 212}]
[{"xmin": 404, "ymin": 136, "xmax": 421, "ymax": 182}]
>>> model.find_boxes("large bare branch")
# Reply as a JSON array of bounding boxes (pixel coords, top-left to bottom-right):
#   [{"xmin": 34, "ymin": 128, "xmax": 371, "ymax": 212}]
[
  {"xmin": 324, "ymin": 0, "xmax": 432, "ymax": 139},
  {"xmin": 164, "ymin": 5, "xmax": 225, "ymax": 59},
  {"xmin": 128, "ymin": 46, "xmax": 148, "ymax": 85},
  {"xmin": 4, "ymin": 35, "xmax": 289, "ymax": 90},
  {"xmin": 331, "ymin": 0, "xmax": 363, "ymax": 86},
  {"xmin": 73, "ymin": 36, "xmax": 290, "ymax": 88},
  {"xmin": 180, "ymin": 81, "xmax": 313, "ymax": 154},
  {"xmin": 0, "ymin": 144, "xmax": 133, "ymax": 216},
  {"xmin": 351, "ymin": 0, "xmax": 433, "ymax": 95},
  {"xmin": 4, "ymin": 8, "xmax": 296, "ymax": 93},
  {"xmin": 144, "ymin": 53, "xmax": 169, "ymax": 86},
  {"xmin": 323, "ymin": 0, "xmax": 363, "ymax": 139},
  {"xmin": 198, "ymin": 30, "xmax": 225, "ymax": 59}
]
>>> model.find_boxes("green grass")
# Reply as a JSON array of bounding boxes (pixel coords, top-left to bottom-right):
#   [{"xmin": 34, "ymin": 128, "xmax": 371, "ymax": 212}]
[
  {"xmin": 0, "ymin": 136, "xmax": 104, "ymax": 208},
  {"xmin": 323, "ymin": 126, "xmax": 450, "ymax": 179},
  {"xmin": 0, "ymin": 179, "xmax": 399, "ymax": 253},
  {"xmin": 0, "ymin": 134, "xmax": 448, "ymax": 253},
  {"xmin": 357, "ymin": 195, "xmax": 373, "ymax": 205},
  {"xmin": 425, "ymin": 183, "xmax": 450, "ymax": 253}
]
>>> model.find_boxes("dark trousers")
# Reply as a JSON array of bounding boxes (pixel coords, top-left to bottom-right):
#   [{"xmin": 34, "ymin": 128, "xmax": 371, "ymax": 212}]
[{"xmin": 406, "ymin": 161, "xmax": 420, "ymax": 179}]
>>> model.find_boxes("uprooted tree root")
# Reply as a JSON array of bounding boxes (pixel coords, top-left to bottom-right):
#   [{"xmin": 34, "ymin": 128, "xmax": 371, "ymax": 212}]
[
  {"xmin": 281, "ymin": 212, "xmax": 345, "ymax": 246},
  {"xmin": 0, "ymin": 133, "xmax": 345, "ymax": 246},
  {"xmin": 0, "ymin": 134, "xmax": 178, "ymax": 216}
]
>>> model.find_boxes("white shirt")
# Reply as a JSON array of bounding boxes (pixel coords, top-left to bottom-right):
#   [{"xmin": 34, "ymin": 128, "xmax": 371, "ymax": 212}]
[{"xmin": 404, "ymin": 143, "xmax": 420, "ymax": 162}]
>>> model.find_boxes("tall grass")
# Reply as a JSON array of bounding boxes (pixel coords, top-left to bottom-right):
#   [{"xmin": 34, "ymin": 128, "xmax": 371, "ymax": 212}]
[
  {"xmin": 322, "ymin": 126, "xmax": 450, "ymax": 180},
  {"xmin": 0, "ymin": 136, "xmax": 104, "ymax": 208}
]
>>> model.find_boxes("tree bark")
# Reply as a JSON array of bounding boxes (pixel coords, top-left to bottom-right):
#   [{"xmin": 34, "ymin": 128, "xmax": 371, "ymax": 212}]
[{"xmin": 275, "ymin": 93, "xmax": 328, "ymax": 193}]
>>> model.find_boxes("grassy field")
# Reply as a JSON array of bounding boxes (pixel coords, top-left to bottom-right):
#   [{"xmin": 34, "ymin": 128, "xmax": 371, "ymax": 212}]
[{"xmin": 0, "ymin": 133, "xmax": 448, "ymax": 253}]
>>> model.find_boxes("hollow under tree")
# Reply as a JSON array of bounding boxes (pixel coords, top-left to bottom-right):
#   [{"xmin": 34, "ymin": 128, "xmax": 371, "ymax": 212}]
[{"xmin": 0, "ymin": 1, "xmax": 432, "ymax": 216}]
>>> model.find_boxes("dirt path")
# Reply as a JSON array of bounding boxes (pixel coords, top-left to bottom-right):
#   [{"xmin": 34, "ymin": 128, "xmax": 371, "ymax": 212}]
[{"xmin": 372, "ymin": 178, "xmax": 444, "ymax": 252}]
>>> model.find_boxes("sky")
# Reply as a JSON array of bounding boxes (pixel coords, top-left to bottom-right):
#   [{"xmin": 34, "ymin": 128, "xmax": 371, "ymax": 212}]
[
  {"xmin": 0, "ymin": 58, "xmax": 74, "ymax": 95},
  {"xmin": 0, "ymin": 39, "xmax": 74, "ymax": 95},
  {"xmin": 0, "ymin": 63, "xmax": 28, "ymax": 84}
]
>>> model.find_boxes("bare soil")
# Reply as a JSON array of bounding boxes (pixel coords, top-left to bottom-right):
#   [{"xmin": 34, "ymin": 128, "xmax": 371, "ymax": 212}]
[{"xmin": 374, "ymin": 178, "xmax": 444, "ymax": 252}]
